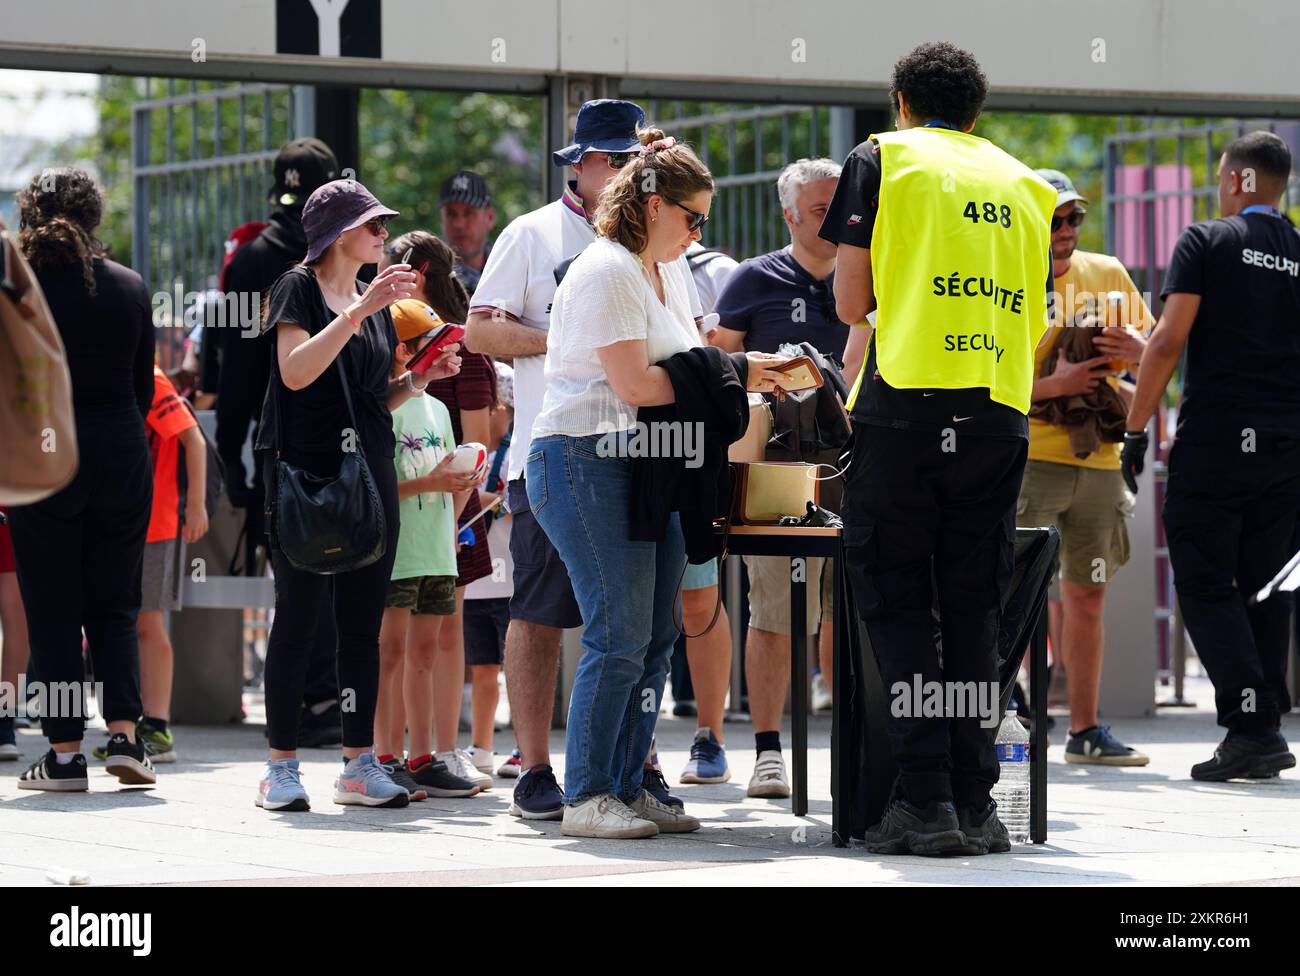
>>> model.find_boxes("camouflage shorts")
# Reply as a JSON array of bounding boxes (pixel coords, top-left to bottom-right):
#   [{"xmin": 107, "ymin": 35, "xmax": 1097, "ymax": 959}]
[{"xmin": 385, "ymin": 575, "xmax": 457, "ymax": 615}]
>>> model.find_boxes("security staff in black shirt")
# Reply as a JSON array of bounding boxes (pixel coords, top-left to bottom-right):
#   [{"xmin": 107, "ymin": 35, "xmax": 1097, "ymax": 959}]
[
  {"xmin": 820, "ymin": 42, "xmax": 1057, "ymax": 856},
  {"xmin": 1123, "ymin": 130, "xmax": 1300, "ymax": 781}
]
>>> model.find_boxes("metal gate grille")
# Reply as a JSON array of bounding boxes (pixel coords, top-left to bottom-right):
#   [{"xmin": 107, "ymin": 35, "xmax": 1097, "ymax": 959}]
[
  {"xmin": 1103, "ymin": 119, "xmax": 1300, "ymax": 304},
  {"xmin": 647, "ymin": 101, "xmax": 832, "ymax": 260},
  {"xmin": 132, "ymin": 81, "xmax": 298, "ymax": 368}
]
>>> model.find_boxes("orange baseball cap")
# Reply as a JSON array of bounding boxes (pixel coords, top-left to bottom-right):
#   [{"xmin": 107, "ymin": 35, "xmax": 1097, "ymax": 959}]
[{"xmin": 390, "ymin": 299, "xmax": 443, "ymax": 343}]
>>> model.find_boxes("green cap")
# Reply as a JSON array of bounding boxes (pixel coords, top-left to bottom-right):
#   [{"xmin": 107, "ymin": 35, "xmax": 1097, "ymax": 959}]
[{"xmin": 1036, "ymin": 168, "xmax": 1088, "ymax": 209}]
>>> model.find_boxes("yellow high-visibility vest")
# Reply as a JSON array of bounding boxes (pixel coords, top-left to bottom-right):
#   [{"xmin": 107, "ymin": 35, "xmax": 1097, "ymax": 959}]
[{"xmin": 862, "ymin": 127, "xmax": 1057, "ymax": 415}]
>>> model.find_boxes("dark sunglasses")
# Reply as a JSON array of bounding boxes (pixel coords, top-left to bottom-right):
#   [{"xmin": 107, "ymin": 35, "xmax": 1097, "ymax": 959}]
[
  {"xmin": 605, "ymin": 151, "xmax": 633, "ymax": 169},
  {"xmin": 362, "ymin": 215, "xmax": 393, "ymax": 236},
  {"xmin": 665, "ymin": 196, "xmax": 709, "ymax": 232},
  {"xmin": 1051, "ymin": 210, "xmax": 1087, "ymax": 232}
]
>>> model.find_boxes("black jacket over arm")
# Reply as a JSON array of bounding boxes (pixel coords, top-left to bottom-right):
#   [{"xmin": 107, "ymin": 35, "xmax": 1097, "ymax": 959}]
[{"xmin": 630, "ymin": 347, "xmax": 750, "ymax": 562}]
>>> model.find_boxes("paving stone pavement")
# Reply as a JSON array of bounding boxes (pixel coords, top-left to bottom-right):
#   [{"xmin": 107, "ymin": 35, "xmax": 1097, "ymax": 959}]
[{"xmin": 1, "ymin": 678, "xmax": 1297, "ymax": 886}]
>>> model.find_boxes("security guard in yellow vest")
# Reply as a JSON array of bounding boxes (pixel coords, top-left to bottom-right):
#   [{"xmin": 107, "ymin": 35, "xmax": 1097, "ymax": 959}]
[{"xmin": 820, "ymin": 42, "xmax": 1056, "ymax": 856}]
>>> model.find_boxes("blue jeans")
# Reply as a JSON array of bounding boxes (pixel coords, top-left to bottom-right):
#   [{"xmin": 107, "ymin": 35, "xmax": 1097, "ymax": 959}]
[{"xmin": 526, "ymin": 434, "xmax": 686, "ymax": 804}]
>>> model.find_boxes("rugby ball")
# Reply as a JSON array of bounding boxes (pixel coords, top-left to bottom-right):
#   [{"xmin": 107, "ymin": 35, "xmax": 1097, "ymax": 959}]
[{"xmin": 448, "ymin": 442, "xmax": 488, "ymax": 477}]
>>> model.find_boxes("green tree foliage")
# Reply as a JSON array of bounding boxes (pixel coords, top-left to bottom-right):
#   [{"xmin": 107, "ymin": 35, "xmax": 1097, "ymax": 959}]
[{"xmin": 359, "ymin": 88, "xmax": 543, "ymax": 242}]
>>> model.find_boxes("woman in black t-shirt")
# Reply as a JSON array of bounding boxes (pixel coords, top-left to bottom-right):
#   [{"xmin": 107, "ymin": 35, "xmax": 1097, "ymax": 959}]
[
  {"xmin": 254, "ymin": 179, "xmax": 462, "ymax": 812},
  {"xmin": 9, "ymin": 167, "xmax": 158, "ymax": 792}
]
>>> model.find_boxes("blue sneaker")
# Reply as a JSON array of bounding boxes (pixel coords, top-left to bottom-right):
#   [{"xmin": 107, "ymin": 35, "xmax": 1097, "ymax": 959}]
[
  {"xmin": 509, "ymin": 763, "xmax": 564, "ymax": 820},
  {"xmin": 334, "ymin": 752, "xmax": 411, "ymax": 808},
  {"xmin": 641, "ymin": 763, "xmax": 684, "ymax": 810},
  {"xmin": 679, "ymin": 728, "xmax": 731, "ymax": 784},
  {"xmin": 1064, "ymin": 725, "xmax": 1149, "ymax": 766},
  {"xmin": 256, "ymin": 759, "xmax": 310, "ymax": 811}
]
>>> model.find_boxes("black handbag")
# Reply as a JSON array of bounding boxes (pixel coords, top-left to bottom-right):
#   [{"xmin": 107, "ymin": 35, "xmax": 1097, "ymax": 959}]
[{"xmin": 269, "ymin": 292, "xmax": 387, "ymax": 575}]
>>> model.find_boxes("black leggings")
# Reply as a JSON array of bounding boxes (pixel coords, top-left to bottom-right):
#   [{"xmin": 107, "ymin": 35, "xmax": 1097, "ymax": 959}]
[
  {"xmin": 10, "ymin": 415, "xmax": 152, "ymax": 745},
  {"xmin": 262, "ymin": 449, "xmax": 399, "ymax": 751}
]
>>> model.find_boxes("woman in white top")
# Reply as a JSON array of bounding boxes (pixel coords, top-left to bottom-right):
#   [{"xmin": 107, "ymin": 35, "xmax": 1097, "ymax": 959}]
[{"xmin": 527, "ymin": 126, "xmax": 783, "ymax": 839}]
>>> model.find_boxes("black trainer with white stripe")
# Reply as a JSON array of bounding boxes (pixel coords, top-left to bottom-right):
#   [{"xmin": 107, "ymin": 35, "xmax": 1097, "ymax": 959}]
[
  {"xmin": 103, "ymin": 733, "xmax": 157, "ymax": 786},
  {"xmin": 18, "ymin": 750, "xmax": 89, "ymax": 791}
]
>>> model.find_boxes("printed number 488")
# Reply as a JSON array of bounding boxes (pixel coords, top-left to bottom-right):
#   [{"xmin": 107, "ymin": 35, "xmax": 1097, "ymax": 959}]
[{"xmin": 964, "ymin": 201, "xmax": 1011, "ymax": 227}]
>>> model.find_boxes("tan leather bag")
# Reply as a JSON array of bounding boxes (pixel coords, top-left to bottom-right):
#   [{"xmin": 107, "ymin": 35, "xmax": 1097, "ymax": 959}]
[
  {"xmin": 0, "ymin": 218, "xmax": 78, "ymax": 505},
  {"xmin": 728, "ymin": 461, "xmax": 820, "ymax": 525}
]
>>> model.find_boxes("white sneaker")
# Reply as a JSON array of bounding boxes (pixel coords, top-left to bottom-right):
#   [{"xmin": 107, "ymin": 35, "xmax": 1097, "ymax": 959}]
[
  {"xmin": 561, "ymin": 794, "xmax": 658, "ymax": 839},
  {"xmin": 811, "ymin": 673, "xmax": 833, "ymax": 713},
  {"xmin": 437, "ymin": 748, "xmax": 493, "ymax": 791},
  {"xmin": 748, "ymin": 750, "xmax": 792, "ymax": 799},
  {"xmin": 466, "ymin": 745, "xmax": 495, "ymax": 778},
  {"xmin": 496, "ymin": 748, "xmax": 522, "ymax": 778},
  {"xmin": 0, "ymin": 742, "xmax": 19, "ymax": 762},
  {"xmin": 629, "ymin": 789, "xmax": 700, "ymax": 833}
]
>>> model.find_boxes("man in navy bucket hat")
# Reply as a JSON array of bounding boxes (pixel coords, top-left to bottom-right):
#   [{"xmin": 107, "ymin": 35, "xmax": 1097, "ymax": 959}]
[
  {"xmin": 551, "ymin": 98, "xmax": 646, "ymax": 166},
  {"xmin": 464, "ymin": 98, "xmax": 707, "ymax": 821}
]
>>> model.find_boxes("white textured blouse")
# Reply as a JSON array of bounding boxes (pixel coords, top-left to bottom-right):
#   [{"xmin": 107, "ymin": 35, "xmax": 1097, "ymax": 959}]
[{"xmin": 531, "ymin": 237, "xmax": 703, "ymax": 441}]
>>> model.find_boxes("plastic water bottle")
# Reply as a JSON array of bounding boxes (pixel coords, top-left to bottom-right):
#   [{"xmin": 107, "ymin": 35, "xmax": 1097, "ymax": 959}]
[{"xmin": 991, "ymin": 709, "xmax": 1030, "ymax": 844}]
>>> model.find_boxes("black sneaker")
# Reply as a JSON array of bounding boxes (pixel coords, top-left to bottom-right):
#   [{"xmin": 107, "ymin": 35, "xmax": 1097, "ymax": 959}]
[
  {"xmin": 1191, "ymin": 730, "xmax": 1295, "ymax": 782},
  {"xmin": 864, "ymin": 797, "xmax": 966, "ymax": 856},
  {"xmin": 642, "ymin": 764, "xmax": 684, "ymax": 810},
  {"xmin": 956, "ymin": 801, "xmax": 1012, "ymax": 855},
  {"xmin": 103, "ymin": 733, "xmax": 156, "ymax": 786},
  {"xmin": 408, "ymin": 757, "xmax": 479, "ymax": 798},
  {"xmin": 509, "ymin": 763, "xmax": 564, "ymax": 820},
  {"xmin": 380, "ymin": 759, "xmax": 429, "ymax": 800},
  {"xmin": 18, "ymin": 750, "xmax": 88, "ymax": 792},
  {"xmin": 298, "ymin": 701, "xmax": 343, "ymax": 748}
]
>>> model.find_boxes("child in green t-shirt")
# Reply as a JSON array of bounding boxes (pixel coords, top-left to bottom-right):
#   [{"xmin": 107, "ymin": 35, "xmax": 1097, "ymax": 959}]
[{"xmin": 376, "ymin": 302, "xmax": 484, "ymax": 799}]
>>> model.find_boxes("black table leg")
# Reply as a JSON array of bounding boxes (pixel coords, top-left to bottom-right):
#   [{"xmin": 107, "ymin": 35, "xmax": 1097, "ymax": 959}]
[
  {"xmin": 1030, "ymin": 605, "xmax": 1048, "ymax": 844},
  {"xmin": 790, "ymin": 557, "xmax": 808, "ymax": 816},
  {"xmin": 831, "ymin": 549, "xmax": 846, "ymax": 845}
]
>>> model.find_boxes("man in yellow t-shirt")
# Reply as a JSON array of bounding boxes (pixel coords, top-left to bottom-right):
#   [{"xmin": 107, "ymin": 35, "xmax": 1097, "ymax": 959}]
[{"xmin": 1017, "ymin": 169, "xmax": 1153, "ymax": 766}]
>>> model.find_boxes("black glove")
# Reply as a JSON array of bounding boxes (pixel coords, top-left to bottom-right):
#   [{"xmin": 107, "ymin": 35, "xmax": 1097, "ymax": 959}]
[{"xmin": 1120, "ymin": 430, "xmax": 1149, "ymax": 494}]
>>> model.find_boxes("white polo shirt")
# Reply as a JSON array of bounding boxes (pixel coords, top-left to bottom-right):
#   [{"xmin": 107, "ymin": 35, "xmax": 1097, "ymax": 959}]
[{"xmin": 471, "ymin": 182, "xmax": 703, "ymax": 482}]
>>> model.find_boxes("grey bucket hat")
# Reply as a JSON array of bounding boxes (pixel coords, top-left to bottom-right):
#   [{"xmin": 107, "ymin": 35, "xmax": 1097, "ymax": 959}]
[{"xmin": 302, "ymin": 178, "xmax": 399, "ymax": 263}]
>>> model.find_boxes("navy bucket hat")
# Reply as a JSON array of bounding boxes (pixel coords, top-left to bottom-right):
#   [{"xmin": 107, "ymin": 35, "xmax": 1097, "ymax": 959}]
[
  {"xmin": 302, "ymin": 178, "xmax": 399, "ymax": 263},
  {"xmin": 552, "ymin": 99, "xmax": 647, "ymax": 166}
]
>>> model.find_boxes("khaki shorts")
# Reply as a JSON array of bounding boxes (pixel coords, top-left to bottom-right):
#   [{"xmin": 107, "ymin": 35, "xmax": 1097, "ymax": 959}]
[
  {"xmin": 385, "ymin": 575, "xmax": 457, "ymax": 615},
  {"xmin": 743, "ymin": 554, "xmax": 835, "ymax": 636},
  {"xmin": 1016, "ymin": 461, "xmax": 1134, "ymax": 590},
  {"xmin": 141, "ymin": 538, "xmax": 184, "ymax": 613}
]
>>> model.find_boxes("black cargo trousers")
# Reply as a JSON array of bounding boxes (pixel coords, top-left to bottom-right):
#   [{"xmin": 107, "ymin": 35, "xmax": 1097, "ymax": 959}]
[
  {"xmin": 842, "ymin": 419, "xmax": 1027, "ymax": 809},
  {"xmin": 1163, "ymin": 432, "xmax": 1300, "ymax": 735}
]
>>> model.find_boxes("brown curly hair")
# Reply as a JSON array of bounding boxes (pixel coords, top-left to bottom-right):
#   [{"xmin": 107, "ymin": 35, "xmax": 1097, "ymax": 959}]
[
  {"xmin": 386, "ymin": 229, "xmax": 470, "ymax": 324},
  {"xmin": 16, "ymin": 167, "xmax": 106, "ymax": 295},
  {"xmin": 593, "ymin": 125, "xmax": 714, "ymax": 255}
]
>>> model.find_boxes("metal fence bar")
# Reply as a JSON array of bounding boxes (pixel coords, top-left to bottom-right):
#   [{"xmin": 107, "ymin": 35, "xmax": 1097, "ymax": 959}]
[{"xmin": 133, "ymin": 81, "xmax": 296, "ymax": 368}]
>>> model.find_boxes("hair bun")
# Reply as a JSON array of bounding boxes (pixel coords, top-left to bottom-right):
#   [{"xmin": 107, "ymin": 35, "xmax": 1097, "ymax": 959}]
[
  {"xmin": 637, "ymin": 124, "xmax": 668, "ymax": 147},
  {"xmin": 637, "ymin": 136, "xmax": 678, "ymax": 157}
]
